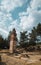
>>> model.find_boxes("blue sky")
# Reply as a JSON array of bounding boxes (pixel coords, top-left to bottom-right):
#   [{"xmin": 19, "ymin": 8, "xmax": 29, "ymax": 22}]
[{"xmin": 0, "ymin": 0, "xmax": 41, "ymax": 39}]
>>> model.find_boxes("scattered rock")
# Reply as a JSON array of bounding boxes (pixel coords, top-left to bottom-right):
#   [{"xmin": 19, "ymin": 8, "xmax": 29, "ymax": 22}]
[
  {"xmin": 21, "ymin": 53, "xmax": 30, "ymax": 58},
  {"xmin": 39, "ymin": 59, "xmax": 41, "ymax": 61}
]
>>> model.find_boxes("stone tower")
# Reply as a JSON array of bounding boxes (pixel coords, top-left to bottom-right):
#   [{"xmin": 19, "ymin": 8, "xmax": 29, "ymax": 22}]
[{"xmin": 9, "ymin": 29, "xmax": 17, "ymax": 54}]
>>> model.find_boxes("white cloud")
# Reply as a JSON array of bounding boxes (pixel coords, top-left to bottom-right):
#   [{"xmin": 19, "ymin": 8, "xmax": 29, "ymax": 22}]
[
  {"xmin": 0, "ymin": 22, "xmax": 6, "ymax": 29},
  {"xmin": 31, "ymin": 0, "xmax": 41, "ymax": 10},
  {"xmin": 19, "ymin": 0, "xmax": 41, "ymax": 32},
  {"xmin": 9, "ymin": 20, "xmax": 19, "ymax": 31},
  {"xmin": 1, "ymin": 0, "xmax": 27, "ymax": 12},
  {"xmin": 19, "ymin": 11, "xmax": 28, "ymax": 16},
  {"xmin": 0, "ymin": 28, "xmax": 8, "ymax": 35},
  {"xmin": 0, "ymin": 11, "xmax": 13, "ymax": 29},
  {"xmin": 0, "ymin": 11, "xmax": 13, "ymax": 22},
  {"xmin": 0, "ymin": 10, "xmax": 13, "ymax": 38},
  {"xmin": 0, "ymin": 0, "xmax": 41, "ymax": 39},
  {"xmin": 20, "ymin": 15, "xmax": 34, "ymax": 31},
  {"xmin": 0, "ymin": 0, "xmax": 29, "ymax": 38},
  {"xmin": 0, "ymin": 28, "xmax": 9, "ymax": 38}
]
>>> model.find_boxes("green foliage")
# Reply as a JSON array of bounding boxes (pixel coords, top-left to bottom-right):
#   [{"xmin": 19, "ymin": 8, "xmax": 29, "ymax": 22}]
[
  {"xmin": 29, "ymin": 23, "xmax": 41, "ymax": 46},
  {"xmin": 20, "ymin": 31, "xmax": 29, "ymax": 48},
  {"xmin": 37, "ymin": 23, "xmax": 41, "ymax": 35},
  {"xmin": 0, "ymin": 35, "xmax": 9, "ymax": 49},
  {"xmin": 29, "ymin": 27, "xmax": 37, "ymax": 46},
  {"xmin": 0, "ymin": 23, "xmax": 41, "ymax": 49}
]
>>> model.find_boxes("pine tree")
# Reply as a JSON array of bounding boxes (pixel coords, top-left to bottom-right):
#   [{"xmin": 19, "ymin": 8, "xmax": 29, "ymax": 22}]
[{"xmin": 20, "ymin": 31, "xmax": 28, "ymax": 48}]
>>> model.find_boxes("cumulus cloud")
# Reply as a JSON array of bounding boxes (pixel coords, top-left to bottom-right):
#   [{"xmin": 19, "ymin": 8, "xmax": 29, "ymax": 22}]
[
  {"xmin": 0, "ymin": 11, "xmax": 13, "ymax": 22},
  {"xmin": 19, "ymin": 0, "xmax": 41, "ymax": 32},
  {"xmin": 0, "ymin": 28, "xmax": 9, "ymax": 38},
  {"xmin": 0, "ymin": 10, "xmax": 13, "ymax": 37},
  {"xmin": 1, "ymin": 0, "xmax": 27, "ymax": 12},
  {"xmin": 0, "ymin": 28, "xmax": 8, "ymax": 35},
  {"xmin": 9, "ymin": 20, "xmax": 19, "ymax": 31},
  {"xmin": 31, "ymin": 0, "xmax": 41, "ymax": 10},
  {"xmin": 0, "ymin": 11, "xmax": 13, "ymax": 30},
  {"xmin": 0, "ymin": 0, "xmax": 41, "ymax": 38},
  {"xmin": 0, "ymin": 0, "xmax": 27, "ymax": 38},
  {"xmin": 19, "ymin": 15, "xmax": 34, "ymax": 31}
]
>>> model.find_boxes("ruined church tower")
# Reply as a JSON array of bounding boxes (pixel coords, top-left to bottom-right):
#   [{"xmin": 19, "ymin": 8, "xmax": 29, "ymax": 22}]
[{"xmin": 9, "ymin": 29, "xmax": 17, "ymax": 53}]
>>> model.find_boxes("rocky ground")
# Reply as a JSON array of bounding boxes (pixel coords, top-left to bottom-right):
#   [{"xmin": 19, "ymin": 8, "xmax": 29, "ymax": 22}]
[{"xmin": 0, "ymin": 51, "xmax": 41, "ymax": 65}]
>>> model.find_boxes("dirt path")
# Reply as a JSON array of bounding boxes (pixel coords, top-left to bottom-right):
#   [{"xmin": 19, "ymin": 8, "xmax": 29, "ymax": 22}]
[{"xmin": 0, "ymin": 52, "xmax": 41, "ymax": 65}]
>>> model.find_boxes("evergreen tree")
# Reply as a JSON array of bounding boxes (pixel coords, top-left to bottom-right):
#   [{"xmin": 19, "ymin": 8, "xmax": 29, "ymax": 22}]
[
  {"xmin": 29, "ymin": 27, "xmax": 37, "ymax": 46},
  {"xmin": 37, "ymin": 23, "xmax": 41, "ymax": 35},
  {"xmin": 20, "ymin": 31, "xmax": 28, "ymax": 48}
]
